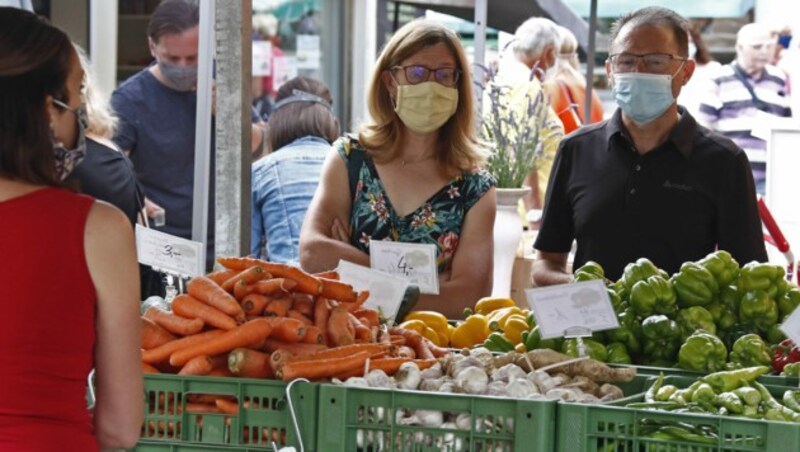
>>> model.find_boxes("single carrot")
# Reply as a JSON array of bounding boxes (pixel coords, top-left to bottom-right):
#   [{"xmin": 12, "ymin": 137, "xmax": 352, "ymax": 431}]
[
  {"xmin": 278, "ymin": 350, "xmax": 371, "ymax": 381},
  {"xmin": 327, "ymin": 306, "xmax": 355, "ymax": 347},
  {"xmin": 290, "ymin": 294, "xmax": 315, "ymax": 318},
  {"xmin": 250, "ymin": 278, "xmax": 296, "ymax": 296},
  {"xmin": 314, "ymin": 270, "xmax": 339, "ymax": 280},
  {"xmin": 233, "ymin": 279, "xmax": 250, "ymax": 301},
  {"xmin": 263, "ymin": 339, "xmax": 327, "ymax": 355},
  {"xmin": 422, "ymin": 337, "xmax": 450, "ymax": 358},
  {"xmin": 216, "ymin": 256, "xmax": 268, "ymax": 271},
  {"xmin": 142, "ymin": 317, "xmax": 177, "ymax": 349},
  {"xmin": 389, "ymin": 326, "xmax": 434, "ymax": 359},
  {"xmin": 187, "ymin": 276, "xmax": 245, "ymax": 322},
  {"xmin": 172, "ymin": 294, "xmax": 239, "ymax": 331},
  {"xmin": 228, "ymin": 347, "xmax": 273, "ymax": 378},
  {"xmin": 270, "ymin": 318, "xmax": 307, "ymax": 342},
  {"xmin": 348, "ymin": 313, "xmax": 373, "ymax": 342},
  {"xmin": 215, "ymin": 398, "xmax": 239, "ymax": 415},
  {"xmin": 206, "ymin": 269, "xmax": 238, "ymax": 286},
  {"xmin": 169, "ymin": 318, "xmax": 275, "ymax": 367},
  {"xmin": 287, "ymin": 310, "xmax": 313, "ymax": 326},
  {"xmin": 292, "ymin": 343, "xmax": 391, "ymax": 362},
  {"xmin": 340, "ymin": 290, "xmax": 370, "ymax": 312},
  {"xmin": 263, "ymin": 295, "xmax": 293, "ymax": 317},
  {"xmin": 285, "ymin": 267, "xmax": 323, "ymax": 295},
  {"xmin": 353, "ymin": 308, "xmax": 380, "ymax": 327},
  {"xmin": 319, "ymin": 278, "xmax": 357, "ymax": 303},
  {"xmin": 221, "ymin": 265, "xmax": 267, "ymax": 292},
  {"xmin": 241, "ymin": 293, "xmax": 271, "ymax": 316},
  {"xmin": 144, "ymin": 307, "xmax": 205, "ymax": 336},
  {"xmin": 302, "ymin": 326, "xmax": 325, "ymax": 345},
  {"xmin": 143, "ymin": 362, "xmax": 161, "ymax": 373},
  {"xmin": 208, "ymin": 354, "xmax": 229, "ymax": 370},
  {"xmin": 313, "ymin": 297, "xmax": 331, "ymax": 344},
  {"xmin": 178, "ymin": 355, "xmax": 214, "ymax": 376}
]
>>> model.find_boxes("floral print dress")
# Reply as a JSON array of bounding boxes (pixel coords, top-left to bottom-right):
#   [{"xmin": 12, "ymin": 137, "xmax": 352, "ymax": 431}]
[{"xmin": 335, "ymin": 136, "xmax": 496, "ymax": 273}]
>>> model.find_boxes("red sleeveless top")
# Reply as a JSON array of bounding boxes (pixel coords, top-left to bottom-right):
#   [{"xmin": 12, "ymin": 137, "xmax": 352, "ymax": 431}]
[{"xmin": 0, "ymin": 187, "xmax": 98, "ymax": 451}]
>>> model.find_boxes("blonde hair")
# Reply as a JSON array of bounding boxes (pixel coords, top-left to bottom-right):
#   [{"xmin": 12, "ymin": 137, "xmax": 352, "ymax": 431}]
[
  {"xmin": 358, "ymin": 19, "xmax": 486, "ymax": 171},
  {"xmin": 75, "ymin": 45, "xmax": 118, "ymax": 139},
  {"xmin": 552, "ymin": 25, "xmax": 585, "ymax": 87}
]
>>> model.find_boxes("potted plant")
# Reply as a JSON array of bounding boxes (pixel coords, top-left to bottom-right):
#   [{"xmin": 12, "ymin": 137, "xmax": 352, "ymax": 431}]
[{"xmin": 479, "ymin": 67, "xmax": 561, "ymax": 297}]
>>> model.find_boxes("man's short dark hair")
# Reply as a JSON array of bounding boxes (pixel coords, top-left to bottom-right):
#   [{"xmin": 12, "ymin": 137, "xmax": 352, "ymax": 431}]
[
  {"xmin": 610, "ymin": 6, "xmax": 690, "ymax": 57},
  {"xmin": 148, "ymin": 0, "xmax": 200, "ymax": 43}
]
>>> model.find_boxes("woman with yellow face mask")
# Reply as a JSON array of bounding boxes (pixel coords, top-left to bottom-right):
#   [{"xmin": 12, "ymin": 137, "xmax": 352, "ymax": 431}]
[{"xmin": 299, "ymin": 19, "xmax": 497, "ymax": 319}]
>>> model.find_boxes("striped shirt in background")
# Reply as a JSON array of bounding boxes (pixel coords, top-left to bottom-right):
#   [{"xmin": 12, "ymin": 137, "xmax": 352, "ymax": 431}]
[{"xmin": 697, "ymin": 63, "xmax": 792, "ymax": 164}]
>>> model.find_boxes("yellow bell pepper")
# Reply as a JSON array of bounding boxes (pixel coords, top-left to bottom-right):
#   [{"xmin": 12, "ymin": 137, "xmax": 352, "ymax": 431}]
[
  {"xmin": 405, "ymin": 311, "xmax": 449, "ymax": 332},
  {"xmin": 487, "ymin": 307, "xmax": 525, "ymax": 331},
  {"xmin": 474, "ymin": 297, "xmax": 516, "ymax": 316},
  {"xmin": 398, "ymin": 320, "xmax": 442, "ymax": 346},
  {"xmin": 502, "ymin": 314, "xmax": 530, "ymax": 344},
  {"xmin": 450, "ymin": 314, "xmax": 489, "ymax": 349}
]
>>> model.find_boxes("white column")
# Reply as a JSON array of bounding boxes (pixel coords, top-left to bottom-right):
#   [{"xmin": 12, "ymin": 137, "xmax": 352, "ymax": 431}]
[
  {"xmin": 350, "ymin": 0, "xmax": 378, "ymax": 127},
  {"xmin": 89, "ymin": 0, "xmax": 118, "ymax": 96}
]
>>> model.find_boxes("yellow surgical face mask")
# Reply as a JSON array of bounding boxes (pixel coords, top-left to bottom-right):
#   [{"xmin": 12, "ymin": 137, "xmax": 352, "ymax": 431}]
[{"xmin": 394, "ymin": 81, "xmax": 459, "ymax": 134}]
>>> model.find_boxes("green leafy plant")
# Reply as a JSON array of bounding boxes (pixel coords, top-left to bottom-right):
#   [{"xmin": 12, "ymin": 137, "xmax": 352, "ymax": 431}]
[{"xmin": 479, "ymin": 67, "xmax": 559, "ymax": 189}]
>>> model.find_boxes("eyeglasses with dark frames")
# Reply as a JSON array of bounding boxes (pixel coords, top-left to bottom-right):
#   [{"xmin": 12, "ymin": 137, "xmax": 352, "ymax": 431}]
[
  {"xmin": 607, "ymin": 53, "xmax": 687, "ymax": 73},
  {"xmin": 391, "ymin": 65, "xmax": 461, "ymax": 87}
]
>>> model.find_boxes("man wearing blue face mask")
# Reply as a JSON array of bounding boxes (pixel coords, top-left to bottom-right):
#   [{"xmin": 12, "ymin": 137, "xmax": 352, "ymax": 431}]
[
  {"xmin": 532, "ymin": 6, "xmax": 768, "ymax": 285},
  {"xmin": 111, "ymin": 0, "xmax": 264, "ymax": 284}
]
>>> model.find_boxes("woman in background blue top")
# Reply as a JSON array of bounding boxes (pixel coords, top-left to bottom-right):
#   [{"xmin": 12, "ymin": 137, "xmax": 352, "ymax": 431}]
[{"xmin": 251, "ymin": 76, "xmax": 340, "ymax": 263}]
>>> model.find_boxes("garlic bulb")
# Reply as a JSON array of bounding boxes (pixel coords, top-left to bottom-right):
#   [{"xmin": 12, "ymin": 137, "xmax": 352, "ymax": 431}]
[
  {"xmin": 455, "ymin": 366, "xmax": 489, "ymax": 394},
  {"xmin": 395, "ymin": 362, "xmax": 421, "ymax": 390}
]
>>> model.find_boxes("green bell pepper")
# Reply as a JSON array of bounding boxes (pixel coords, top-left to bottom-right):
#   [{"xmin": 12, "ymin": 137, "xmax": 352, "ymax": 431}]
[
  {"xmin": 678, "ymin": 329, "xmax": 727, "ymax": 372},
  {"xmin": 779, "ymin": 287, "xmax": 800, "ymax": 319},
  {"xmin": 738, "ymin": 290, "xmax": 779, "ymax": 332},
  {"xmin": 484, "ymin": 332, "xmax": 515, "ymax": 352},
  {"xmin": 606, "ymin": 308, "xmax": 642, "ymax": 356},
  {"xmin": 676, "ymin": 306, "xmax": 717, "ymax": 340},
  {"xmin": 729, "ymin": 333, "xmax": 772, "ymax": 368},
  {"xmin": 621, "ymin": 258, "xmax": 664, "ymax": 293},
  {"xmin": 562, "ymin": 338, "xmax": 608, "ymax": 361},
  {"xmin": 630, "ymin": 275, "xmax": 677, "ymax": 317},
  {"xmin": 605, "ymin": 342, "xmax": 632, "ymax": 364},
  {"xmin": 701, "ymin": 366, "xmax": 770, "ymax": 393},
  {"xmin": 574, "ymin": 260, "xmax": 605, "ymax": 282},
  {"xmin": 673, "ymin": 262, "xmax": 719, "ymax": 308},
  {"xmin": 698, "ymin": 250, "xmax": 740, "ymax": 287},
  {"xmin": 719, "ymin": 284, "xmax": 743, "ymax": 312},
  {"xmin": 781, "ymin": 362, "xmax": 800, "ymax": 377},
  {"xmin": 738, "ymin": 262, "xmax": 785, "ymax": 298},
  {"xmin": 706, "ymin": 302, "xmax": 737, "ymax": 332},
  {"xmin": 641, "ymin": 315, "xmax": 681, "ymax": 363},
  {"xmin": 722, "ymin": 323, "xmax": 759, "ymax": 351},
  {"xmin": 607, "ymin": 288, "xmax": 626, "ymax": 313}
]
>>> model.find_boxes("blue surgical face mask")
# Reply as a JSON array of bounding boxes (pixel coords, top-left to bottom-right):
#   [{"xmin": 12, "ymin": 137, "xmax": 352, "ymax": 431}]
[{"xmin": 611, "ymin": 64, "xmax": 682, "ymax": 126}]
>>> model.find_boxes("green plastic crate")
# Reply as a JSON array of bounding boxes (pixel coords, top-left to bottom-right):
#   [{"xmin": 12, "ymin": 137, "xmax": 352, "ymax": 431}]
[
  {"xmin": 135, "ymin": 442, "xmax": 278, "ymax": 452},
  {"xmin": 317, "ymin": 384, "xmax": 557, "ymax": 451},
  {"xmin": 136, "ymin": 374, "xmax": 316, "ymax": 451},
  {"xmin": 557, "ymin": 376, "xmax": 800, "ymax": 452}
]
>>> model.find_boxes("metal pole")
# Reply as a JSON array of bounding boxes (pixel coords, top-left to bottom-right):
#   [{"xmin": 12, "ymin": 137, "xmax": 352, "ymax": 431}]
[
  {"xmin": 473, "ymin": 0, "xmax": 488, "ymax": 115},
  {"xmin": 214, "ymin": 0, "xmax": 252, "ymax": 259},
  {"xmin": 192, "ymin": 1, "xmax": 214, "ymax": 267},
  {"xmin": 583, "ymin": 0, "xmax": 598, "ymax": 123}
]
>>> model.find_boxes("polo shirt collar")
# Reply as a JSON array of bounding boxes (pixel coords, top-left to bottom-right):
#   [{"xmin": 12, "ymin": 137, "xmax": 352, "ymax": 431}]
[{"xmin": 605, "ymin": 106, "xmax": 696, "ymax": 159}]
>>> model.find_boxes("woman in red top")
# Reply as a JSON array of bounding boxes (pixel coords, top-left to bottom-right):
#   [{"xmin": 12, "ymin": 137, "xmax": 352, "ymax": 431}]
[
  {"xmin": 0, "ymin": 7, "xmax": 142, "ymax": 450},
  {"xmin": 543, "ymin": 25, "xmax": 605, "ymax": 134}
]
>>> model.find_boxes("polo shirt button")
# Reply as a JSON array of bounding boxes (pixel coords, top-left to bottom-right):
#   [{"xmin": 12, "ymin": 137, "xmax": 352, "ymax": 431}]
[
  {"xmin": 634, "ymin": 164, "xmax": 642, "ymax": 171},
  {"xmin": 630, "ymin": 188, "xmax": 637, "ymax": 195}
]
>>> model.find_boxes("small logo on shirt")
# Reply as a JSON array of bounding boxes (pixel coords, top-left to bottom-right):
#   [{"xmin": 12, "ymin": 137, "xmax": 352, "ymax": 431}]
[{"xmin": 663, "ymin": 180, "xmax": 693, "ymax": 192}]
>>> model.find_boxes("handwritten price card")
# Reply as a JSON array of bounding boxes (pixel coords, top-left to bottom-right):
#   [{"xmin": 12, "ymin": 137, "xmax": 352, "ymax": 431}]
[
  {"xmin": 337, "ymin": 260, "xmax": 409, "ymax": 323},
  {"xmin": 135, "ymin": 225, "xmax": 204, "ymax": 278},
  {"xmin": 525, "ymin": 280, "xmax": 619, "ymax": 340},
  {"xmin": 369, "ymin": 240, "xmax": 439, "ymax": 294}
]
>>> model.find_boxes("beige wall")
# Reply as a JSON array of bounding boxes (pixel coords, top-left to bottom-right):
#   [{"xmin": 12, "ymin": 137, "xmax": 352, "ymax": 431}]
[{"xmin": 51, "ymin": 0, "xmax": 89, "ymax": 49}]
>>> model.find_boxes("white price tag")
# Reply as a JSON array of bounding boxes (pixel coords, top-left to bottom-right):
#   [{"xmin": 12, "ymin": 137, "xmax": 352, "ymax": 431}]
[
  {"xmin": 525, "ymin": 280, "xmax": 619, "ymax": 340},
  {"xmin": 252, "ymin": 41, "xmax": 273, "ymax": 77},
  {"xmin": 135, "ymin": 225, "xmax": 204, "ymax": 278},
  {"xmin": 780, "ymin": 305, "xmax": 800, "ymax": 345},
  {"xmin": 369, "ymin": 240, "xmax": 439, "ymax": 294},
  {"xmin": 336, "ymin": 260, "xmax": 409, "ymax": 323}
]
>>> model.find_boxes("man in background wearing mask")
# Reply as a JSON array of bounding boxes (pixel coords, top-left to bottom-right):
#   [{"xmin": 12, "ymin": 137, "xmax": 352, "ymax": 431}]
[
  {"xmin": 532, "ymin": 6, "xmax": 767, "ymax": 285},
  {"xmin": 491, "ymin": 17, "xmax": 564, "ymax": 221},
  {"xmin": 111, "ymin": 0, "xmax": 263, "ymax": 279},
  {"xmin": 697, "ymin": 23, "xmax": 792, "ymax": 195}
]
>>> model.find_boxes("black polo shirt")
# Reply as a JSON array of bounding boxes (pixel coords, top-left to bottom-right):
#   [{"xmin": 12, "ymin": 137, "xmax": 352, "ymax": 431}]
[{"xmin": 534, "ymin": 107, "xmax": 768, "ymax": 281}]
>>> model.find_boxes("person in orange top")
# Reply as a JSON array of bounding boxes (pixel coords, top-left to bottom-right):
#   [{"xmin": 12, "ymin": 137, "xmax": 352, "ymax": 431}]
[{"xmin": 543, "ymin": 25, "xmax": 604, "ymax": 134}]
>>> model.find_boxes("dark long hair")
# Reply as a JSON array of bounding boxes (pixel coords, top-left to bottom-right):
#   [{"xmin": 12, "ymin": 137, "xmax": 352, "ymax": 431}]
[
  {"xmin": 0, "ymin": 7, "xmax": 74, "ymax": 185},
  {"xmin": 267, "ymin": 76, "xmax": 340, "ymax": 151}
]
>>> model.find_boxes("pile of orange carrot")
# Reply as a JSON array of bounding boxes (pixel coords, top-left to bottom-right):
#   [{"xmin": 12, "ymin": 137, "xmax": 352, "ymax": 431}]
[{"xmin": 140, "ymin": 256, "xmax": 448, "ymax": 382}]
